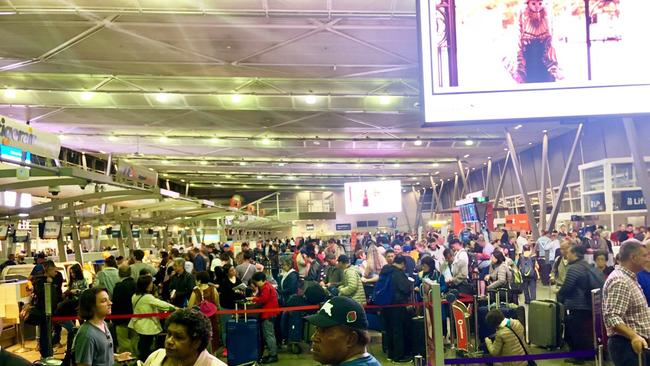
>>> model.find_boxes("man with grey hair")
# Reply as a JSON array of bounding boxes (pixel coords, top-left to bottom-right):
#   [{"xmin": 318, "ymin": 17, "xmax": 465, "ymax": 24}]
[
  {"xmin": 603, "ymin": 239, "xmax": 650, "ymax": 366},
  {"xmin": 169, "ymin": 257, "xmax": 195, "ymax": 307}
]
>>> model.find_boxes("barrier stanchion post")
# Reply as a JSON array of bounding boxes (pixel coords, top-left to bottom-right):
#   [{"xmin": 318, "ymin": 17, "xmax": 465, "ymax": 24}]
[
  {"xmin": 591, "ymin": 289, "xmax": 603, "ymax": 366},
  {"xmin": 15, "ymin": 302, "xmax": 32, "ymax": 353},
  {"xmin": 43, "ymin": 282, "xmax": 53, "ymax": 359},
  {"xmin": 473, "ymin": 295, "xmax": 480, "ymax": 354},
  {"xmin": 423, "ymin": 279, "xmax": 444, "ymax": 366}
]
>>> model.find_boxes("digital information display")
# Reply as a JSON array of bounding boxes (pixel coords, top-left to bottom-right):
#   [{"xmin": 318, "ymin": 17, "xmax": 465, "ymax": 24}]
[
  {"xmin": 344, "ymin": 180, "xmax": 402, "ymax": 215},
  {"xmin": 419, "ymin": 0, "xmax": 650, "ymax": 122}
]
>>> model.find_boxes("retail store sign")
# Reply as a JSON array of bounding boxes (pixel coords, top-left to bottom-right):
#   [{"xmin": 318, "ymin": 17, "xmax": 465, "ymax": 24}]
[
  {"xmin": 306, "ymin": 223, "xmax": 314, "ymax": 231},
  {"xmin": 0, "ymin": 116, "xmax": 61, "ymax": 159},
  {"xmin": 586, "ymin": 192, "xmax": 606, "ymax": 213},
  {"xmin": 335, "ymin": 223, "xmax": 352, "ymax": 231},
  {"xmin": 117, "ymin": 160, "xmax": 158, "ymax": 187},
  {"xmin": 620, "ymin": 190, "xmax": 646, "ymax": 210}
]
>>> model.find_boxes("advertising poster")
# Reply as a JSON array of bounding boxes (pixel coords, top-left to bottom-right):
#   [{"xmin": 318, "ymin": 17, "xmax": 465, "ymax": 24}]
[{"xmin": 343, "ymin": 180, "xmax": 402, "ymax": 215}]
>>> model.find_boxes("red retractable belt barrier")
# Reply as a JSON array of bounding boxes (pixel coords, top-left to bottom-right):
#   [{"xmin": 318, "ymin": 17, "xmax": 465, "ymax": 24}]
[{"xmin": 51, "ymin": 301, "xmax": 426, "ymax": 322}]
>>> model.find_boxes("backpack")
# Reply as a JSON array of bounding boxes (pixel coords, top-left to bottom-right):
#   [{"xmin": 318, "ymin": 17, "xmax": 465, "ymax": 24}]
[
  {"xmin": 509, "ymin": 263, "xmax": 523, "ymax": 294},
  {"xmin": 520, "ymin": 256, "xmax": 534, "ymax": 279},
  {"xmin": 372, "ymin": 272, "xmax": 394, "ymax": 305}
]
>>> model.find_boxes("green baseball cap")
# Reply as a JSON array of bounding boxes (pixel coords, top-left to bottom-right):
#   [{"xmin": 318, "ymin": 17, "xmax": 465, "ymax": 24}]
[{"xmin": 305, "ymin": 296, "xmax": 368, "ymax": 330}]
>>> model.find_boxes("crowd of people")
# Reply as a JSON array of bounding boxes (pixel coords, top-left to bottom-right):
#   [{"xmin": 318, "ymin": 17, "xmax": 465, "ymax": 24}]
[{"xmin": 2, "ymin": 223, "xmax": 650, "ymax": 366}]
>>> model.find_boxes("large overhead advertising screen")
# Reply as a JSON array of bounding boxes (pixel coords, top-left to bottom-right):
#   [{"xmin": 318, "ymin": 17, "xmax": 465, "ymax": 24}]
[
  {"xmin": 419, "ymin": 1, "xmax": 650, "ymax": 122},
  {"xmin": 344, "ymin": 180, "xmax": 402, "ymax": 215}
]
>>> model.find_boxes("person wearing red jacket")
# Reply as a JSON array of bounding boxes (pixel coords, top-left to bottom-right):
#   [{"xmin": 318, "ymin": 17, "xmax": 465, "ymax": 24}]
[{"xmin": 249, "ymin": 271, "xmax": 279, "ymax": 364}]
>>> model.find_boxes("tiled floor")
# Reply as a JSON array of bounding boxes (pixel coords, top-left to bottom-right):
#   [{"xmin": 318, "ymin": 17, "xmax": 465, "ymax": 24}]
[{"xmin": 6, "ymin": 284, "xmax": 607, "ymax": 365}]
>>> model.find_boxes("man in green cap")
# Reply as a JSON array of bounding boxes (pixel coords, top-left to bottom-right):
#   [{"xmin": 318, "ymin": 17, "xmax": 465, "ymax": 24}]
[{"xmin": 305, "ymin": 296, "xmax": 381, "ymax": 366}]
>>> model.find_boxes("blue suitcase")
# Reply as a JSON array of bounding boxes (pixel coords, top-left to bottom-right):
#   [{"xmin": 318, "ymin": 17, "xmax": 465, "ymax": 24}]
[{"xmin": 227, "ymin": 302, "xmax": 259, "ymax": 366}]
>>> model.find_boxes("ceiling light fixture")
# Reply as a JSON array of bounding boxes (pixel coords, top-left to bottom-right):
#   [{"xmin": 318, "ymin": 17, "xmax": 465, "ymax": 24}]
[
  {"xmin": 3, "ymin": 88, "xmax": 17, "ymax": 98},
  {"xmin": 381, "ymin": 177, "xmax": 387, "ymax": 180},
  {"xmin": 210, "ymin": 137, "xmax": 220, "ymax": 143},
  {"xmin": 464, "ymin": 139, "xmax": 474, "ymax": 146},
  {"xmin": 432, "ymin": 163, "xmax": 440, "ymax": 167},
  {"xmin": 295, "ymin": 185, "xmax": 301, "ymax": 189},
  {"xmin": 162, "ymin": 160, "xmax": 170, "ymax": 164},
  {"xmin": 277, "ymin": 162, "xmax": 286, "ymax": 167},
  {"xmin": 239, "ymin": 161, "xmax": 247, "ymax": 166},
  {"xmin": 81, "ymin": 91, "xmax": 94, "ymax": 101},
  {"xmin": 269, "ymin": 185, "xmax": 275, "ymax": 189},
  {"xmin": 434, "ymin": 171, "xmax": 440, "ymax": 175},
  {"xmin": 224, "ymin": 174, "xmax": 232, "ymax": 178},
  {"xmin": 316, "ymin": 163, "xmax": 324, "ymax": 167},
  {"xmin": 542, "ymin": 129, "xmax": 548, "ymax": 133},
  {"xmin": 18, "ymin": 213, "xmax": 29, "ymax": 218},
  {"xmin": 155, "ymin": 92, "xmax": 170, "ymax": 102},
  {"xmin": 200, "ymin": 160, "xmax": 208, "ymax": 165},
  {"xmin": 257, "ymin": 175, "xmax": 263, "ymax": 179},
  {"xmin": 313, "ymin": 141, "xmax": 321, "ymax": 146},
  {"xmin": 463, "ymin": 154, "xmax": 470, "ymax": 158},
  {"xmin": 261, "ymin": 137, "xmax": 271, "ymax": 145},
  {"xmin": 108, "ymin": 135, "xmax": 118, "ymax": 141},
  {"xmin": 180, "ymin": 179, "xmax": 186, "ymax": 182},
  {"xmin": 215, "ymin": 184, "xmax": 222, "ymax": 187},
  {"xmin": 514, "ymin": 124, "xmax": 523, "ymax": 130},
  {"xmin": 320, "ymin": 186, "xmax": 325, "ymax": 189},
  {"xmin": 414, "ymin": 139, "xmax": 423, "ymax": 146},
  {"xmin": 243, "ymin": 184, "xmax": 249, "ymax": 188},
  {"xmin": 305, "ymin": 95, "xmax": 317, "ymax": 105},
  {"xmin": 393, "ymin": 163, "xmax": 400, "ymax": 168},
  {"xmin": 231, "ymin": 94, "xmax": 242, "ymax": 103},
  {"xmin": 159, "ymin": 135, "xmax": 169, "ymax": 143},
  {"xmin": 529, "ymin": 142, "xmax": 533, "ymax": 145},
  {"xmin": 379, "ymin": 95, "xmax": 391, "ymax": 105}
]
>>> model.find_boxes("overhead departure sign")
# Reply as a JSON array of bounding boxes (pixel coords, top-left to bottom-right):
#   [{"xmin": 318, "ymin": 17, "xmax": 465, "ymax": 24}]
[{"xmin": 0, "ymin": 116, "xmax": 61, "ymax": 159}]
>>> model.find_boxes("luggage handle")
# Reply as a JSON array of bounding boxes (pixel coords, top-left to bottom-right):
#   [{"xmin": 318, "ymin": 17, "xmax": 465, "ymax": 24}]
[
  {"xmin": 235, "ymin": 300, "xmax": 248, "ymax": 322},
  {"xmin": 640, "ymin": 348, "xmax": 649, "ymax": 366}
]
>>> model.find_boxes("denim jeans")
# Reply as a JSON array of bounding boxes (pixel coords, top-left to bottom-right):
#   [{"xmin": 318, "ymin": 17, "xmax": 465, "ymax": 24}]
[{"xmin": 608, "ymin": 335, "xmax": 650, "ymax": 366}]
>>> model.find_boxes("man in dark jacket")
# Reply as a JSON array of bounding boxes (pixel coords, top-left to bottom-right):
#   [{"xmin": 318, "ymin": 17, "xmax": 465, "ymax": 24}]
[
  {"xmin": 557, "ymin": 245, "xmax": 594, "ymax": 355},
  {"xmin": 169, "ymin": 257, "xmax": 195, "ymax": 307},
  {"xmin": 112, "ymin": 265, "xmax": 137, "ymax": 354},
  {"xmin": 32, "ymin": 260, "xmax": 61, "ymax": 359},
  {"xmin": 379, "ymin": 255, "xmax": 412, "ymax": 362}
]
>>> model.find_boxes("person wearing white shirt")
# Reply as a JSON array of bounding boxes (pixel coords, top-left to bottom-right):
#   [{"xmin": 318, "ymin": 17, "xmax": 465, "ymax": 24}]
[
  {"xmin": 515, "ymin": 233, "xmax": 528, "ymax": 256},
  {"xmin": 447, "ymin": 239, "xmax": 471, "ymax": 293}
]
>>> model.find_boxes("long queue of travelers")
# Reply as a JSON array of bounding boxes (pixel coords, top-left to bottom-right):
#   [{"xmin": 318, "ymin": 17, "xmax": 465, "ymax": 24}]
[{"xmin": 7, "ymin": 224, "xmax": 650, "ymax": 366}]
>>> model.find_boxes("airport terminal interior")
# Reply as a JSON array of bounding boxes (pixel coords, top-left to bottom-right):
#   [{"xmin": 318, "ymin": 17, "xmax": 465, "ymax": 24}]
[{"xmin": 0, "ymin": 1, "xmax": 649, "ymax": 366}]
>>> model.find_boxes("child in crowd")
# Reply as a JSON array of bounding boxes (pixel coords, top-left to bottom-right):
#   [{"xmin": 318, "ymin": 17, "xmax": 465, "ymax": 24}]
[{"xmin": 249, "ymin": 272, "xmax": 280, "ymax": 364}]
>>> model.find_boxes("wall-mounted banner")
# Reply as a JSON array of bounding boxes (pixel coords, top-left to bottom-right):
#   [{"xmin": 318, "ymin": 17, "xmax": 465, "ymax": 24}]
[
  {"xmin": 117, "ymin": 160, "xmax": 158, "ymax": 187},
  {"xmin": 620, "ymin": 190, "xmax": 646, "ymax": 211},
  {"xmin": 335, "ymin": 223, "xmax": 352, "ymax": 231},
  {"xmin": 586, "ymin": 192, "xmax": 606, "ymax": 213},
  {"xmin": 0, "ymin": 115, "xmax": 61, "ymax": 159}
]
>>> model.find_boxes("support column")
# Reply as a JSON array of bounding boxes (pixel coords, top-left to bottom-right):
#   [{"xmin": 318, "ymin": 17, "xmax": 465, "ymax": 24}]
[
  {"xmin": 0, "ymin": 240, "xmax": 7, "ymax": 261},
  {"xmin": 452, "ymin": 173, "xmax": 459, "ymax": 202},
  {"xmin": 55, "ymin": 216, "xmax": 67, "ymax": 262},
  {"xmin": 505, "ymin": 130, "xmax": 540, "ymax": 240},
  {"xmin": 122, "ymin": 221, "xmax": 134, "ymax": 252},
  {"xmin": 623, "ymin": 118, "xmax": 650, "ymax": 225},
  {"xmin": 401, "ymin": 192, "xmax": 413, "ymax": 233},
  {"xmin": 548, "ymin": 123, "xmax": 584, "ymax": 231},
  {"xmin": 539, "ymin": 132, "xmax": 549, "ymax": 233},
  {"xmin": 493, "ymin": 153, "xmax": 511, "ymax": 208},
  {"xmin": 69, "ymin": 207, "xmax": 83, "ymax": 264},
  {"xmin": 457, "ymin": 159, "xmax": 469, "ymax": 197},
  {"xmin": 485, "ymin": 158, "xmax": 493, "ymax": 197},
  {"xmin": 276, "ymin": 193, "xmax": 280, "ymax": 220},
  {"xmin": 429, "ymin": 176, "xmax": 437, "ymax": 219}
]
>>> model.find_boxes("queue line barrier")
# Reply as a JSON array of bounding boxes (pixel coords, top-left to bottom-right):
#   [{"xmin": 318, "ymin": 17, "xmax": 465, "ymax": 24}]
[
  {"xmin": 444, "ymin": 349, "xmax": 597, "ymax": 365},
  {"xmin": 51, "ymin": 301, "xmax": 426, "ymax": 322}
]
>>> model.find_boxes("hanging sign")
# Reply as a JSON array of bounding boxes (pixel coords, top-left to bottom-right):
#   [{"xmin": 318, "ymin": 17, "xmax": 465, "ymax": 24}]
[
  {"xmin": 620, "ymin": 190, "xmax": 646, "ymax": 210},
  {"xmin": 0, "ymin": 116, "xmax": 61, "ymax": 159}
]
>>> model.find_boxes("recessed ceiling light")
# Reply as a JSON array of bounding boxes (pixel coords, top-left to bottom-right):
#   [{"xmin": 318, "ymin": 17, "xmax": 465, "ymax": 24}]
[
  {"xmin": 316, "ymin": 163, "xmax": 324, "ymax": 167},
  {"xmin": 210, "ymin": 137, "xmax": 220, "ymax": 143},
  {"xmin": 464, "ymin": 139, "xmax": 474, "ymax": 146},
  {"xmin": 504, "ymin": 148, "xmax": 508, "ymax": 151},
  {"xmin": 288, "ymin": 176, "xmax": 296, "ymax": 180},
  {"xmin": 99, "ymin": 150, "xmax": 106, "ymax": 154},
  {"xmin": 224, "ymin": 174, "xmax": 232, "ymax": 178},
  {"xmin": 269, "ymin": 185, "xmax": 275, "ymax": 189},
  {"xmin": 200, "ymin": 160, "xmax": 208, "ymax": 165},
  {"xmin": 487, "ymin": 156, "xmax": 492, "ymax": 159},
  {"xmin": 355, "ymin": 163, "xmax": 362, "ymax": 168},
  {"xmin": 381, "ymin": 177, "xmax": 387, "ymax": 180},
  {"xmin": 261, "ymin": 137, "xmax": 271, "ymax": 145},
  {"xmin": 542, "ymin": 129, "xmax": 548, "ymax": 133},
  {"xmin": 4, "ymin": 88, "xmax": 17, "ymax": 98},
  {"xmin": 528, "ymin": 142, "xmax": 533, "ymax": 145},
  {"xmin": 58, "ymin": 133, "xmax": 66, "ymax": 140},
  {"xmin": 239, "ymin": 161, "xmax": 247, "ymax": 166},
  {"xmin": 180, "ymin": 179, "xmax": 186, "ymax": 182},
  {"xmin": 81, "ymin": 91, "xmax": 94, "ymax": 101},
  {"xmin": 320, "ymin": 186, "xmax": 325, "ymax": 189},
  {"xmin": 415, "ymin": 182, "xmax": 421, "ymax": 185},
  {"xmin": 295, "ymin": 185, "xmax": 301, "ymax": 189},
  {"xmin": 483, "ymin": 162, "xmax": 487, "ymax": 165},
  {"xmin": 313, "ymin": 141, "xmax": 321, "ymax": 145},
  {"xmin": 432, "ymin": 163, "xmax": 440, "ymax": 167},
  {"xmin": 472, "ymin": 167, "xmax": 476, "ymax": 170},
  {"xmin": 514, "ymin": 124, "xmax": 523, "ymax": 130},
  {"xmin": 215, "ymin": 184, "xmax": 222, "ymax": 187},
  {"xmin": 434, "ymin": 171, "xmax": 440, "ymax": 175},
  {"xmin": 162, "ymin": 160, "xmax": 170, "ymax": 164},
  {"xmin": 159, "ymin": 135, "xmax": 169, "ymax": 143},
  {"xmin": 305, "ymin": 95, "xmax": 317, "ymax": 104},
  {"xmin": 18, "ymin": 213, "xmax": 29, "ymax": 217},
  {"xmin": 379, "ymin": 95, "xmax": 391, "ymax": 105},
  {"xmin": 155, "ymin": 93, "xmax": 170, "ymax": 102},
  {"xmin": 463, "ymin": 154, "xmax": 470, "ymax": 158},
  {"xmin": 257, "ymin": 175, "xmax": 263, "ymax": 179},
  {"xmin": 414, "ymin": 139, "xmax": 423, "ymax": 146},
  {"xmin": 393, "ymin": 163, "xmax": 400, "ymax": 168},
  {"xmin": 277, "ymin": 162, "xmax": 286, "ymax": 167},
  {"xmin": 410, "ymin": 177, "xmax": 417, "ymax": 180},
  {"xmin": 243, "ymin": 184, "xmax": 249, "ymax": 188},
  {"xmin": 108, "ymin": 135, "xmax": 118, "ymax": 141},
  {"xmin": 231, "ymin": 94, "xmax": 242, "ymax": 103}
]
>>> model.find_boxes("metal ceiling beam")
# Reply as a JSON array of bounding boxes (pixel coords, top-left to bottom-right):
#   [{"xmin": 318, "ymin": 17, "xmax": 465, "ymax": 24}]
[
  {"xmin": 539, "ymin": 132, "xmax": 549, "ymax": 233},
  {"xmin": 0, "ymin": 15, "xmax": 119, "ymax": 72},
  {"xmin": 505, "ymin": 130, "xmax": 540, "ymax": 240},
  {"xmin": 493, "ymin": 152, "xmax": 510, "ymax": 208},
  {"xmin": 29, "ymin": 189, "xmax": 147, "ymax": 212},
  {"xmin": 547, "ymin": 123, "xmax": 583, "ymax": 232},
  {"xmin": 622, "ymin": 118, "xmax": 650, "ymax": 225},
  {"xmin": 0, "ymin": 177, "xmax": 85, "ymax": 191}
]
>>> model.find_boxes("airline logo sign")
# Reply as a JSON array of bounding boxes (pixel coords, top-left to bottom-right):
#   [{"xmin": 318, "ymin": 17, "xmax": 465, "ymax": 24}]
[{"xmin": 0, "ymin": 116, "xmax": 61, "ymax": 159}]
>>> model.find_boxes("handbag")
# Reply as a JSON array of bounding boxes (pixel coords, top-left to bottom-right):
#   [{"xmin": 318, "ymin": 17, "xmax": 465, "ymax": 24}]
[
  {"xmin": 21, "ymin": 302, "xmax": 42, "ymax": 326},
  {"xmin": 194, "ymin": 287, "xmax": 218, "ymax": 317},
  {"xmin": 506, "ymin": 326, "xmax": 537, "ymax": 366}
]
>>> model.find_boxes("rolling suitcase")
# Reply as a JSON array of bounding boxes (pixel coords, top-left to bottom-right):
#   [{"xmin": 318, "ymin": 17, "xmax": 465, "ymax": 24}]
[
  {"xmin": 227, "ymin": 301, "xmax": 259, "ymax": 366},
  {"xmin": 528, "ymin": 299, "xmax": 564, "ymax": 349},
  {"xmin": 410, "ymin": 316, "xmax": 426, "ymax": 357},
  {"xmin": 477, "ymin": 289, "xmax": 525, "ymax": 341}
]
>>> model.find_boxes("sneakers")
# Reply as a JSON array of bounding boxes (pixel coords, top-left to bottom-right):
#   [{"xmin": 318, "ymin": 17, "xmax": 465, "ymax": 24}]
[{"xmin": 260, "ymin": 355, "xmax": 279, "ymax": 364}]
